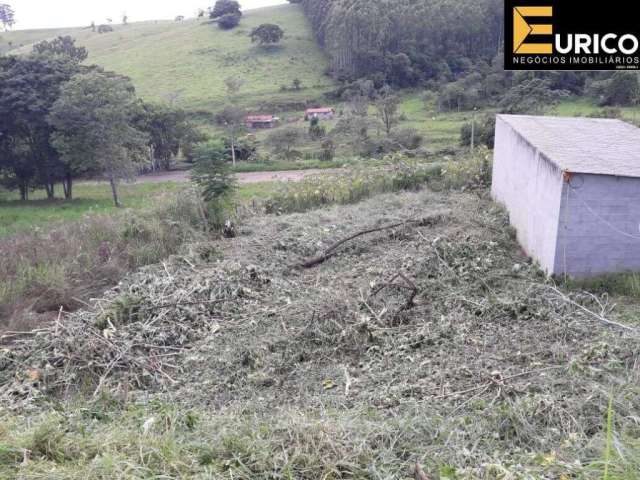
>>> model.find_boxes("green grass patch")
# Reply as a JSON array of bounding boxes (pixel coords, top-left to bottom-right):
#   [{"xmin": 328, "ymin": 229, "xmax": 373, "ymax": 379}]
[
  {"xmin": 566, "ymin": 273, "xmax": 640, "ymax": 300},
  {"xmin": 235, "ymin": 182, "xmax": 279, "ymax": 201},
  {"xmin": 2, "ymin": 5, "xmax": 335, "ymax": 112},
  {"xmin": 0, "ymin": 178, "xmax": 294, "ymax": 237},
  {"xmin": 0, "ymin": 182, "xmax": 186, "ymax": 237}
]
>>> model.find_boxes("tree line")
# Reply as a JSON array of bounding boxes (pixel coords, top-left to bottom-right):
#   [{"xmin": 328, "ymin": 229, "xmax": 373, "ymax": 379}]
[
  {"xmin": 296, "ymin": 0, "xmax": 503, "ymax": 87},
  {"xmin": 0, "ymin": 37, "xmax": 201, "ymax": 205},
  {"xmin": 293, "ymin": 0, "xmax": 640, "ymax": 115}
]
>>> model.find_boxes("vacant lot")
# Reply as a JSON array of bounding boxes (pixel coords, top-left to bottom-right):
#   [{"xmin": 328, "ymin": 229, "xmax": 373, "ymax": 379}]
[{"xmin": 1, "ymin": 188, "xmax": 638, "ymax": 478}]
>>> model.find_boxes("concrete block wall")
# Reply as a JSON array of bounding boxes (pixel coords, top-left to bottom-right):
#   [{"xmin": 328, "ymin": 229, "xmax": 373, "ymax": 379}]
[
  {"xmin": 554, "ymin": 173, "xmax": 640, "ymax": 277},
  {"xmin": 492, "ymin": 117, "xmax": 564, "ymax": 274}
]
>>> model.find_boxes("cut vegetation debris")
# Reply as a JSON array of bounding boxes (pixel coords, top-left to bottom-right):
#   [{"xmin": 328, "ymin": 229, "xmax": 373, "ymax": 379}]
[{"xmin": 1, "ymin": 189, "xmax": 639, "ymax": 478}]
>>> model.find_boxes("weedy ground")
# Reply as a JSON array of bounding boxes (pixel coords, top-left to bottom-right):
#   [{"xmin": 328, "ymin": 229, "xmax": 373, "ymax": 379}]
[{"xmin": 1, "ymin": 188, "xmax": 639, "ymax": 479}]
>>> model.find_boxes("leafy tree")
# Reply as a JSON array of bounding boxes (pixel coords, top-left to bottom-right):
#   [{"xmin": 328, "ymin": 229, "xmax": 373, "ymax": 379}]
[
  {"xmin": 439, "ymin": 80, "xmax": 479, "ymax": 112},
  {"xmin": 49, "ymin": 71, "xmax": 148, "ymax": 206},
  {"xmin": 0, "ymin": 3, "xmax": 14, "ymax": 31},
  {"xmin": 250, "ymin": 24, "xmax": 284, "ymax": 46},
  {"xmin": 498, "ymin": 78, "xmax": 567, "ymax": 115},
  {"xmin": 460, "ymin": 115, "xmax": 495, "ymax": 149},
  {"xmin": 218, "ymin": 12, "xmax": 240, "ymax": 30},
  {"xmin": 319, "ymin": 138, "xmax": 335, "ymax": 161},
  {"xmin": 375, "ymin": 86, "xmax": 400, "ymax": 135},
  {"xmin": 224, "ymin": 136, "xmax": 255, "ymax": 161},
  {"xmin": 297, "ymin": 0, "xmax": 504, "ymax": 87},
  {"xmin": 32, "ymin": 36, "xmax": 88, "ymax": 63},
  {"xmin": 600, "ymin": 73, "xmax": 640, "ymax": 107},
  {"xmin": 0, "ymin": 54, "xmax": 80, "ymax": 199},
  {"xmin": 209, "ymin": 0, "xmax": 241, "ymax": 18},
  {"xmin": 138, "ymin": 103, "xmax": 204, "ymax": 171},
  {"xmin": 191, "ymin": 140, "xmax": 236, "ymax": 203},
  {"xmin": 308, "ymin": 116, "xmax": 325, "ymax": 139},
  {"xmin": 267, "ymin": 127, "xmax": 303, "ymax": 159},
  {"xmin": 214, "ymin": 106, "xmax": 245, "ymax": 167}
]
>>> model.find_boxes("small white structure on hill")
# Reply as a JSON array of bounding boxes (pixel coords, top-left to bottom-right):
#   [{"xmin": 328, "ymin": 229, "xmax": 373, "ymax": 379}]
[
  {"xmin": 305, "ymin": 108, "xmax": 335, "ymax": 120},
  {"xmin": 492, "ymin": 114, "xmax": 640, "ymax": 278}
]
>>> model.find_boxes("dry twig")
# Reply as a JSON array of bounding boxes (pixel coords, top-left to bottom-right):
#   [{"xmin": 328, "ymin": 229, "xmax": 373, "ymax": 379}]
[{"xmin": 300, "ymin": 216, "xmax": 443, "ymax": 268}]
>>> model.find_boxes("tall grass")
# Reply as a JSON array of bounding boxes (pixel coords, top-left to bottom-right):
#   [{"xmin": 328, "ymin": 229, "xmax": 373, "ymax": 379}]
[
  {"xmin": 587, "ymin": 394, "xmax": 640, "ymax": 480},
  {"xmin": 0, "ymin": 190, "xmax": 209, "ymax": 331},
  {"xmin": 263, "ymin": 156, "xmax": 442, "ymax": 214}
]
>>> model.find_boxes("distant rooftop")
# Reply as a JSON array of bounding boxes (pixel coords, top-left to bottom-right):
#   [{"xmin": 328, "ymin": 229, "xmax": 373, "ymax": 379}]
[
  {"xmin": 498, "ymin": 114, "xmax": 640, "ymax": 178},
  {"xmin": 246, "ymin": 115, "xmax": 277, "ymax": 122}
]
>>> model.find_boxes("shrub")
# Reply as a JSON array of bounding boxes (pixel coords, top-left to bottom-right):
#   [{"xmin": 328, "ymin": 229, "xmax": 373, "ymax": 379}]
[
  {"xmin": 309, "ymin": 117, "xmax": 326, "ymax": 140},
  {"xmin": 225, "ymin": 136, "xmax": 256, "ymax": 161},
  {"xmin": 319, "ymin": 139, "xmax": 336, "ymax": 161},
  {"xmin": 599, "ymin": 72, "xmax": 640, "ymax": 106},
  {"xmin": 267, "ymin": 127, "xmax": 304, "ymax": 159},
  {"xmin": 390, "ymin": 127, "xmax": 423, "ymax": 150},
  {"xmin": 250, "ymin": 23, "xmax": 284, "ymax": 46},
  {"xmin": 588, "ymin": 107, "xmax": 622, "ymax": 119},
  {"xmin": 460, "ymin": 115, "xmax": 496, "ymax": 149},
  {"xmin": 190, "ymin": 141, "xmax": 237, "ymax": 203},
  {"xmin": 442, "ymin": 147, "xmax": 492, "ymax": 190}
]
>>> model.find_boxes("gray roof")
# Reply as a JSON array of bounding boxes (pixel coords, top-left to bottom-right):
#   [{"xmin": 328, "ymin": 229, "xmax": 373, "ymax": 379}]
[{"xmin": 498, "ymin": 114, "xmax": 640, "ymax": 178}]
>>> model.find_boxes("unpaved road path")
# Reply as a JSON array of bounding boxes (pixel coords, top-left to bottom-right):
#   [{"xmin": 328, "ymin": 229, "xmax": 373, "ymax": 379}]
[{"xmin": 136, "ymin": 169, "xmax": 340, "ymax": 185}]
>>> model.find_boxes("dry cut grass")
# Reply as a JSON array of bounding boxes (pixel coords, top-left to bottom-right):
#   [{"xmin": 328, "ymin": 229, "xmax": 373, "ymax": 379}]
[{"xmin": 1, "ymin": 188, "xmax": 639, "ymax": 478}]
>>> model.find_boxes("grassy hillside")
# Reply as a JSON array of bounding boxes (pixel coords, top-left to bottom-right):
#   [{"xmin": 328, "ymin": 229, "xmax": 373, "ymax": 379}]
[
  {"xmin": 0, "ymin": 27, "xmax": 78, "ymax": 54},
  {"xmin": 1, "ymin": 5, "xmax": 334, "ymax": 111}
]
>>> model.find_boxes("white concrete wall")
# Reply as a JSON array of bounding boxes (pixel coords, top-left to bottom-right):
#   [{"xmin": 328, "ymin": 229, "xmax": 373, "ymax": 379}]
[
  {"xmin": 555, "ymin": 174, "xmax": 640, "ymax": 277},
  {"xmin": 492, "ymin": 117, "xmax": 564, "ymax": 274}
]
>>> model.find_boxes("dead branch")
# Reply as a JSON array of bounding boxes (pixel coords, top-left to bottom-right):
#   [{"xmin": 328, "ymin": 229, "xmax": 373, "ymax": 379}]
[
  {"xmin": 370, "ymin": 271, "xmax": 419, "ymax": 314},
  {"xmin": 301, "ymin": 215, "xmax": 443, "ymax": 269},
  {"xmin": 544, "ymin": 285, "xmax": 638, "ymax": 334},
  {"xmin": 433, "ymin": 365, "xmax": 565, "ymax": 400}
]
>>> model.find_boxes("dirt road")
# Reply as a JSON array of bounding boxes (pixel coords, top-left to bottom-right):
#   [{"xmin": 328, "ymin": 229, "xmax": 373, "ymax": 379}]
[{"xmin": 136, "ymin": 169, "xmax": 339, "ymax": 185}]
